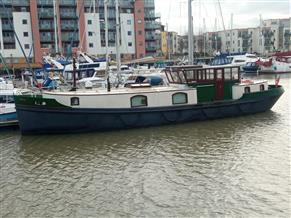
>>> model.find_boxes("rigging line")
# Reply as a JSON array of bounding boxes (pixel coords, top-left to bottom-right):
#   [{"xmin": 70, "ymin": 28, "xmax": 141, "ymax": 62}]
[
  {"xmin": 217, "ymin": 0, "xmax": 226, "ymax": 33},
  {"xmin": 0, "ymin": 1, "xmax": 37, "ymax": 85},
  {"xmin": 0, "ymin": 52, "xmax": 11, "ymax": 76}
]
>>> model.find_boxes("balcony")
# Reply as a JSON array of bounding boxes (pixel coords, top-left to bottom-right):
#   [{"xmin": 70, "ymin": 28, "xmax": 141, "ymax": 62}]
[
  {"xmin": 119, "ymin": 0, "xmax": 134, "ymax": 9},
  {"xmin": 40, "ymin": 36, "xmax": 54, "ymax": 42},
  {"xmin": 38, "ymin": 11, "xmax": 54, "ymax": 18},
  {"xmin": 145, "ymin": 34, "xmax": 156, "ymax": 41},
  {"xmin": 3, "ymin": 37, "xmax": 15, "ymax": 43},
  {"xmin": 59, "ymin": 0, "xmax": 76, "ymax": 6},
  {"xmin": 11, "ymin": 0, "xmax": 29, "ymax": 6},
  {"xmin": 62, "ymin": 34, "xmax": 78, "ymax": 41},
  {"xmin": 1, "ymin": 24, "xmax": 14, "ymax": 31},
  {"xmin": 145, "ymin": 23, "xmax": 159, "ymax": 30},
  {"xmin": 60, "ymin": 12, "xmax": 77, "ymax": 18},
  {"xmin": 37, "ymin": 0, "xmax": 53, "ymax": 6},
  {"xmin": 61, "ymin": 23, "xmax": 78, "ymax": 30},
  {"xmin": 0, "ymin": 10, "xmax": 12, "ymax": 18},
  {"xmin": 39, "ymin": 23, "xmax": 54, "ymax": 30}
]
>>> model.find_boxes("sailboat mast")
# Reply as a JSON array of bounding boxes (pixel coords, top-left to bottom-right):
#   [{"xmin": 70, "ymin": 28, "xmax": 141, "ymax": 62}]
[
  {"xmin": 53, "ymin": 0, "xmax": 59, "ymax": 54},
  {"xmin": 203, "ymin": 18, "xmax": 206, "ymax": 57},
  {"xmin": 188, "ymin": 0, "xmax": 194, "ymax": 65},
  {"xmin": 105, "ymin": 0, "xmax": 109, "ymax": 69},
  {"xmin": 104, "ymin": 0, "xmax": 110, "ymax": 91},
  {"xmin": 230, "ymin": 13, "xmax": 233, "ymax": 52},
  {"xmin": 115, "ymin": 0, "xmax": 121, "ymax": 72}
]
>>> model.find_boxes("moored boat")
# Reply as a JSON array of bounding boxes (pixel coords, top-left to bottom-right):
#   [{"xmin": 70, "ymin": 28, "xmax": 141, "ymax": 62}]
[
  {"xmin": 14, "ymin": 65, "xmax": 284, "ymax": 134},
  {"xmin": 258, "ymin": 52, "xmax": 291, "ymax": 74},
  {"xmin": 242, "ymin": 62, "xmax": 260, "ymax": 74},
  {"xmin": 0, "ymin": 78, "xmax": 18, "ymax": 127}
]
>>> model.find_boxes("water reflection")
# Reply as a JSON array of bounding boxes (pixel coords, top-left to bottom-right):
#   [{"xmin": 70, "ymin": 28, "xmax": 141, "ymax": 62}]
[{"xmin": 1, "ymin": 74, "xmax": 290, "ymax": 217}]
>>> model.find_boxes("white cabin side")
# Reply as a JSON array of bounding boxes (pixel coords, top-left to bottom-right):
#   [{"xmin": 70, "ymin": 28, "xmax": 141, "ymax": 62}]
[
  {"xmin": 232, "ymin": 81, "xmax": 268, "ymax": 99},
  {"xmin": 42, "ymin": 87, "xmax": 197, "ymax": 109}
]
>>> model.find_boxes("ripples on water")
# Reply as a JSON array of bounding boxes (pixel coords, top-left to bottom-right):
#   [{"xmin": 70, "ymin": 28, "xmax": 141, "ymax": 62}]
[{"xmin": 0, "ymin": 75, "xmax": 290, "ymax": 217}]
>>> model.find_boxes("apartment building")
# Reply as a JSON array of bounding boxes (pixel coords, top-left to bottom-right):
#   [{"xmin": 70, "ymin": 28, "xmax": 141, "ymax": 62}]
[
  {"xmin": 177, "ymin": 17, "xmax": 290, "ymax": 56},
  {"xmin": 0, "ymin": 0, "xmax": 161, "ymax": 68},
  {"xmin": 159, "ymin": 31, "xmax": 178, "ymax": 57}
]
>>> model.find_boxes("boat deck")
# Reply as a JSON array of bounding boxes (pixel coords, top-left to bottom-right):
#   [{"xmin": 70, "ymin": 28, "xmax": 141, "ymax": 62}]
[{"xmin": 43, "ymin": 85, "xmax": 192, "ymax": 96}]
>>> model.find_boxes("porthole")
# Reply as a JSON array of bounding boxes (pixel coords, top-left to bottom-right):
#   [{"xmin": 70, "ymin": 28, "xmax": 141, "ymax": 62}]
[
  {"xmin": 172, "ymin": 92, "xmax": 188, "ymax": 105},
  {"xmin": 71, "ymin": 97, "xmax": 79, "ymax": 106},
  {"xmin": 131, "ymin": 95, "xmax": 147, "ymax": 107},
  {"xmin": 244, "ymin": 87, "xmax": 251, "ymax": 94}
]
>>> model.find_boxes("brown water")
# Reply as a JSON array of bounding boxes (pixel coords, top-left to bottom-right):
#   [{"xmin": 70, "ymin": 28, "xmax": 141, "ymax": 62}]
[{"xmin": 0, "ymin": 74, "xmax": 290, "ymax": 217}]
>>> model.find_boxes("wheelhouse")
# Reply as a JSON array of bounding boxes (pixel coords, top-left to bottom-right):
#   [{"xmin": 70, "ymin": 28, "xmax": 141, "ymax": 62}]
[
  {"xmin": 165, "ymin": 65, "xmax": 241, "ymax": 102},
  {"xmin": 165, "ymin": 65, "xmax": 240, "ymax": 85}
]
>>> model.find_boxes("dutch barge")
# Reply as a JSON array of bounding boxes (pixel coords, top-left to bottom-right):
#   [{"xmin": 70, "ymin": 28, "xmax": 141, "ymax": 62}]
[{"xmin": 14, "ymin": 65, "xmax": 284, "ymax": 134}]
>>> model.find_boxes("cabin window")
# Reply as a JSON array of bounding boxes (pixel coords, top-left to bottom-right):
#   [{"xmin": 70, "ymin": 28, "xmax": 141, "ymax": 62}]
[
  {"xmin": 244, "ymin": 87, "xmax": 251, "ymax": 94},
  {"xmin": 224, "ymin": 68, "xmax": 231, "ymax": 80},
  {"xmin": 172, "ymin": 93, "xmax": 188, "ymax": 105},
  {"xmin": 260, "ymin": 84, "xmax": 265, "ymax": 91},
  {"xmin": 131, "ymin": 95, "xmax": 147, "ymax": 107},
  {"xmin": 71, "ymin": 97, "xmax": 79, "ymax": 106}
]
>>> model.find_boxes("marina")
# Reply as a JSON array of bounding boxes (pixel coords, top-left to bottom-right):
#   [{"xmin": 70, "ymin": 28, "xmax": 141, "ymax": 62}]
[
  {"xmin": 0, "ymin": 73, "xmax": 290, "ymax": 217},
  {"xmin": 0, "ymin": 0, "xmax": 290, "ymax": 217}
]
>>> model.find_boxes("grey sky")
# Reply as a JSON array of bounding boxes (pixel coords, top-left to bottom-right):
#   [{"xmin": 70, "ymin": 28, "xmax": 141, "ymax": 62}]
[{"xmin": 155, "ymin": 0, "xmax": 291, "ymax": 34}]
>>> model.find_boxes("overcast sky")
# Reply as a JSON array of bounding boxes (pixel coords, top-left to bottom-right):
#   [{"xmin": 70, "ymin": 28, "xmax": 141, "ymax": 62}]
[{"xmin": 155, "ymin": 0, "xmax": 291, "ymax": 34}]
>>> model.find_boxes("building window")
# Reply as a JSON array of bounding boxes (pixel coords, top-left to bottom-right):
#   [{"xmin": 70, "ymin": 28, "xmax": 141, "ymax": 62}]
[
  {"xmin": 71, "ymin": 97, "xmax": 79, "ymax": 106},
  {"xmin": 88, "ymin": 20, "xmax": 92, "ymax": 25},
  {"xmin": 23, "ymin": 32, "xmax": 28, "ymax": 37},
  {"xmin": 24, "ymin": 44, "xmax": 29, "ymax": 49},
  {"xmin": 138, "ymin": 30, "xmax": 142, "ymax": 35},
  {"xmin": 22, "ymin": 19, "xmax": 27, "ymax": 24},
  {"xmin": 139, "ymin": 42, "xmax": 143, "ymax": 46},
  {"xmin": 89, "ymin": 43, "xmax": 94, "ymax": 48},
  {"xmin": 127, "ymin": 20, "xmax": 131, "ymax": 25},
  {"xmin": 131, "ymin": 95, "xmax": 147, "ymax": 108},
  {"xmin": 137, "ymin": 19, "xmax": 142, "ymax": 24},
  {"xmin": 128, "ymin": 42, "xmax": 132, "ymax": 47},
  {"xmin": 88, "ymin": 31, "xmax": 93, "ymax": 36},
  {"xmin": 260, "ymin": 84, "xmax": 265, "ymax": 91},
  {"xmin": 172, "ymin": 92, "xmax": 188, "ymax": 105},
  {"xmin": 244, "ymin": 87, "xmax": 251, "ymax": 93},
  {"xmin": 127, "ymin": 31, "xmax": 132, "ymax": 36}
]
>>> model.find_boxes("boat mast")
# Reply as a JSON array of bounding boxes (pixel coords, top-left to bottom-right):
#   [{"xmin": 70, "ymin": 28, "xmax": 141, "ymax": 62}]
[
  {"xmin": 53, "ymin": 0, "xmax": 59, "ymax": 54},
  {"xmin": 230, "ymin": 13, "xmax": 233, "ymax": 53},
  {"xmin": 115, "ymin": 0, "xmax": 121, "ymax": 72},
  {"xmin": 259, "ymin": 14, "xmax": 265, "ymax": 55},
  {"xmin": 215, "ymin": 18, "xmax": 218, "ymax": 52},
  {"xmin": 104, "ymin": 0, "xmax": 110, "ymax": 91},
  {"xmin": 203, "ymin": 18, "xmax": 206, "ymax": 57},
  {"xmin": 188, "ymin": 0, "xmax": 194, "ymax": 65}
]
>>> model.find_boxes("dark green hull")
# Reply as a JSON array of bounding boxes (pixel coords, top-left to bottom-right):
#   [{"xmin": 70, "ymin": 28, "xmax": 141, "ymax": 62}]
[{"xmin": 14, "ymin": 86, "xmax": 284, "ymax": 134}]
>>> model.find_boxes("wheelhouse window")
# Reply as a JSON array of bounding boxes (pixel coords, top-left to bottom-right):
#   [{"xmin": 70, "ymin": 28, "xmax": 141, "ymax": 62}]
[
  {"xmin": 71, "ymin": 97, "xmax": 79, "ymax": 106},
  {"xmin": 172, "ymin": 92, "xmax": 188, "ymax": 105},
  {"xmin": 260, "ymin": 84, "xmax": 265, "ymax": 91},
  {"xmin": 244, "ymin": 87, "xmax": 251, "ymax": 94},
  {"xmin": 131, "ymin": 95, "xmax": 147, "ymax": 107}
]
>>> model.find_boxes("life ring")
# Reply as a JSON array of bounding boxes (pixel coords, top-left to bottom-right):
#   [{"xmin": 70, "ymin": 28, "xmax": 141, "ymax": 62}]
[{"xmin": 241, "ymin": 79, "xmax": 253, "ymax": 84}]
